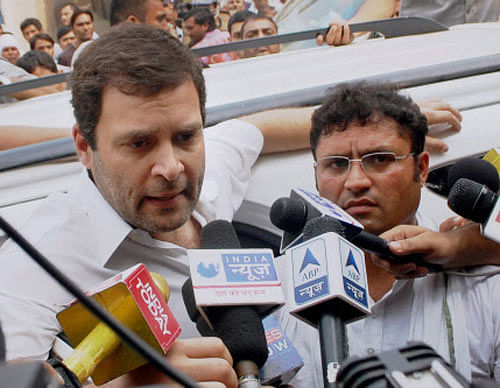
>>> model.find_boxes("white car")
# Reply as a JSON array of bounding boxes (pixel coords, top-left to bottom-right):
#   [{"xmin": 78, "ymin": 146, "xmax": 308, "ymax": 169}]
[{"xmin": 1, "ymin": 21, "xmax": 500, "ymax": 250}]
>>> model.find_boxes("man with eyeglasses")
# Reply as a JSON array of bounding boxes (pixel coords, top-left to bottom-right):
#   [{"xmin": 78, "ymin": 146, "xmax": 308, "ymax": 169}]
[{"xmin": 278, "ymin": 81, "xmax": 500, "ymax": 386}]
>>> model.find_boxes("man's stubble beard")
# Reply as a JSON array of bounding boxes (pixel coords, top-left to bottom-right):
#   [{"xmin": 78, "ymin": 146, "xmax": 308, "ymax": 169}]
[{"xmin": 91, "ymin": 152, "xmax": 205, "ymax": 234}]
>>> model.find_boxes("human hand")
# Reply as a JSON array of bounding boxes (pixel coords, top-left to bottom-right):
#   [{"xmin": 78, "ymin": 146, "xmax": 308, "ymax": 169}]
[
  {"xmin": 418, "ymin": 99, "xmax": 462, "ymax": 132},
  {"xmin": 115, "ymin": 337, "xmax": 238, "ymax": 388},
  {"xmin": 417, "ymin": 99, "xmax": 462, "ymax": 153},
  {"xmin": 439, "ymin": 215, "xmax": 469, "ymax": 232},
  {"xmin": 316, "ymin": 21, "xmax": 353, "ymax": 46},
  {"xmin": 371, "ymin": 225, "xmax": 451, "ymax": 278}
]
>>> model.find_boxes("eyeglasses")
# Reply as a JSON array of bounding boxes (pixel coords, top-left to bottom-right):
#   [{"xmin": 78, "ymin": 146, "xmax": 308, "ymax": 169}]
[{"xmin": 314, "ymin": 151, "xmax": 415, "ymax": 178}]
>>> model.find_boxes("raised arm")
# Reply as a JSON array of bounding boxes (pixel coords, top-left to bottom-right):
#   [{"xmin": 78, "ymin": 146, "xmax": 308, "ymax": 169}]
[
  {"xmin": 0, "ymin": 125, "xmax": 71, "ymax": 151},
  {"xmin": 238, "ymin": 106, "xmax": 315, "ymax": 154},
  {"xmin": 372, "ymin": 223, "xmax": 500, "ymax": 278}
]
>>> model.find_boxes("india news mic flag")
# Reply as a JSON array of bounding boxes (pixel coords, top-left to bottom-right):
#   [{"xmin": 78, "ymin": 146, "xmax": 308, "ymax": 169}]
[
  {"xmin": 187, "ymin": 243, "xmax": 284, "ymax": 329},
  {"xmin": 56, "ymin": 263, "xmax": 181, "ymax": 385},
  {"xmin": 285, "ymin": 225, "xmax": 370, "ymax": 327}
]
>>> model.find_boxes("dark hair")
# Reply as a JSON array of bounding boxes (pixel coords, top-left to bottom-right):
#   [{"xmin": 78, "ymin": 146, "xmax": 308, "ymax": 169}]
[
  {"xmin": 70, "ymin": 23, "xmax": 206, "ymax": 150},
  {"xmin": 16, "ymin": 50, "xmax": 58, "ymax": 74},
  {"xmin": 109, "ymin": 0, "xmax": 149, "ymax": 26},
  {"xmin": 228, "ymin": 10, "xmax": 255, "ymax": 34},
  {"xmin": 29, "ymin": 33, "xmax": 54, "ymax": 50},
  {"xmin": 57, "ymin": 25, "xmax": 73, "ymax": 40},
  {"xmin": 310, "ymin": 81, "xmax": 428, "ymax": 159},
  {"xmin": 71, "ymin": 9, "xmax": 94, "ymax": 27},
  {"xmin": 240, "ymin": 13, "xmax": 277, "ymax": 37},
  {"xmin": 20, "ymin": 18, "xmax": 42, "ymax": 33},
  {"xmin": 60, "ymin": 2, "xmax": 78, "ymax": 14},
  {"xmin": 183, "ymin": 7, "xmax": 215, "ymax": 31}
]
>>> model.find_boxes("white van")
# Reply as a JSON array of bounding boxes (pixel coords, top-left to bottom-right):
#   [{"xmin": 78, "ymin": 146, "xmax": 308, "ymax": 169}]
[{"xmin": 1, "ymin": 19, "xmax": 500, "ymax": 249}]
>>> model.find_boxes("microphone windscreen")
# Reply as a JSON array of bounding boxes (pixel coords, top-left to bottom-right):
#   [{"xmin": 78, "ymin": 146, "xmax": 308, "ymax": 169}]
[
  {"xmin": 181, "ymin": 278, "xmax": 218, "ymax": 336},
  {"xmin": 181, "ymin": 278, "xmax": 199, "ymax": 321},
  {"xmin": 207, "ymin": 305, "xmax": 268, "ymax": 368},
  {"xmin": 447, "ymin": 157, "xmax": 499, "ymax": 194},
  {"xmin": 303, "ymin": 216, "xmax": 347, "ymax": 241},
  {"xmin": 269, "ymin": 197, "xmax": 307, "ymax": 233},
  {"xmin": 201, "ymin": 220, "xmax": 240, "ymax": 249},
  {"xmin": 198, "ymin": 220, "xmax": 269, "ymax": 368},
  {"xmin": 448, "ymin": 178, "xmax": 497, "ymax": 223}
]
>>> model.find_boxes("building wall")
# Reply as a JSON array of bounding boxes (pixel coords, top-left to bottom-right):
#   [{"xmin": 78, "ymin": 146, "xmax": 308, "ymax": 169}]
[
  {"xmin": 1, "ymin": 0, "xmax": 110, "ymax": 54},
  {"xmin": 2, "ymin": 0, "xmax": 48, "ymax": 52}
]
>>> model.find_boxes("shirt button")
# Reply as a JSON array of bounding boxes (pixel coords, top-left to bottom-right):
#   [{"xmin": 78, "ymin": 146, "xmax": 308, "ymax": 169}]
[{"xmin": 367, "ymin": 348, "xmax": 375, "ymax": 355}]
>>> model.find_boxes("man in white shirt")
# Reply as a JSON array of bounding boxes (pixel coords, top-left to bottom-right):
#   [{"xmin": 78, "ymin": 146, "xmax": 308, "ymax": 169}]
[
  {"xmin": 277, "ymin": 81, "xmax": 500, "ymax": 386},
  {"xmin": 0, "ymin": 22, "xmax": 311, "ymax": 387}
]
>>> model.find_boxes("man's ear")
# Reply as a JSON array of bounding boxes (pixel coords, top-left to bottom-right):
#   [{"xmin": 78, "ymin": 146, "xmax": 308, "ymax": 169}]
[
  {"xmin": 73, "ymin": 124, "xmax": 93, "ymax": 170},
  {"xmin": 417, "ymin": 151, "xmax": 430, "ymax": 187},
  {"xmin": 125, "ymin": 14, "xmax": 141, "ymax": 24}
]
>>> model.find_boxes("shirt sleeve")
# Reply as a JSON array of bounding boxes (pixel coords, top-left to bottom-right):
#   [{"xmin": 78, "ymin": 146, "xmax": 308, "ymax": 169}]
[
  {"xmin": 201, "ymin": 119, "xmax": 264, "ymax": 220},
  {"xmin": 0, "ymin": 58, "xmax": 35, "ymax": 84}
]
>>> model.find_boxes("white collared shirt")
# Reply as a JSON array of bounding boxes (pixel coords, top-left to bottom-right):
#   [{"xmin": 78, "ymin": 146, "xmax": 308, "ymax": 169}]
[
  {"xmin": 0, "ymin": 119, "xmax": 263, "ymax": 360},
  {"xmin": 276, "ymin": 212, "xmax": 500, "ymax": 385}
]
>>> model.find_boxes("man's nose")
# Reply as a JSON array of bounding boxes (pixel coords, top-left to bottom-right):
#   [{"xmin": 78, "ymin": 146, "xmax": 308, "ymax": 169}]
[
  {"xmin": 151, "ymin": 146, "xmax": 184, "ymax": 181},
  {"xmin": 343, "ymin": 161, "xmax": 371, "ymax": 192}
]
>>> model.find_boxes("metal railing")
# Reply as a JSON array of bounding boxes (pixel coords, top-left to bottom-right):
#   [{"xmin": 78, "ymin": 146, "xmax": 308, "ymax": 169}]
[
  {"xmin": 2, "ymin": 50, "xmax": 500, "ymax": 172},
  {"xmin": 0, "ymin": 17, "xmax": 446, "ymax": 96}
]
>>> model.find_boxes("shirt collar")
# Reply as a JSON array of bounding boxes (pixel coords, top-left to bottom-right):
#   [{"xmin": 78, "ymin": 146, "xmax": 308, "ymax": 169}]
[{"xmin": 75, "ymin": 168, "xmax": 133, "ymax": 267}]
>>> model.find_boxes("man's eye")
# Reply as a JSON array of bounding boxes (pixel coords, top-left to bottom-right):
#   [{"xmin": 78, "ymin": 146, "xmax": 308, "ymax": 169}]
[
  {"xmin": 129, "ymin": 140, "xmax": 150, "ymax": 149},
  {"xmin": 176, "ymin": 132, "xmax": 195, "ymax": 143},
  {"xmin": 369, "ymin": 154, "xmax": 394, "ymax": 164},
  {"xmin": 327, "ymin": 158, "xmax": 348, "ymax": 169}
]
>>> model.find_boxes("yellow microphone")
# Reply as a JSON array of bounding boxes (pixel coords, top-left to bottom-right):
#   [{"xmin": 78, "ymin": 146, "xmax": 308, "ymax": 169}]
[{"xmin": 57, "ymin": 264, "xmax": 181, "ymax": 385}]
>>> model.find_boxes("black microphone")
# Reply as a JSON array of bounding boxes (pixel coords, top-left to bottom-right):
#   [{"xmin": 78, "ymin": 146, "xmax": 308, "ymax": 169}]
[
  {"xmin": 183, "ymin": 220, "xmax": 269, "ymax": 388},
  {"xmin": 447, "ymin": 157, "xmax": 499, "ymax": 195},
  {"xmin": 448, "ymin": 178, "xmax": 500, "ymax": 244},
  {"xmin": 271, "ymin": 194, "xmax": 441, "ymax": 271},
  {"xmin": 269, "ymin": 196, "xmax": 309, "ymax": 235},
  {"xmin": 350, "ymin": 230, "xmax": 441, "ymax": 271}
]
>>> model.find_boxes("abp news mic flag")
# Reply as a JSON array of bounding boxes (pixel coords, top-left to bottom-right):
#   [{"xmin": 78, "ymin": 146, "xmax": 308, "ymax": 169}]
[{"xmin": 284, "ymin": 217, "xmax": 370, "ymax": 328}]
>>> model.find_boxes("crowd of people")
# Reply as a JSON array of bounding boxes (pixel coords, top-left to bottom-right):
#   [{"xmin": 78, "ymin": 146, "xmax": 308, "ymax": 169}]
[
  {"xmin": 0, "ymin": 0, "xmax": 356, "ymax": 102},
  {"xmin": 2, "ymin": 0, "xmax": 500, "ymax": 100}
]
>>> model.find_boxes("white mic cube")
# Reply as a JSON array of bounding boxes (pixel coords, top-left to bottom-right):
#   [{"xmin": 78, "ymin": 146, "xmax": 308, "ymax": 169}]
[
  {"xmin": 188, "ymin": 248, "xmax": 285, "ymax": 328},
  {"xmin": 286, "ymin": 232, "xmax": 371, "ymax": 328}
]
